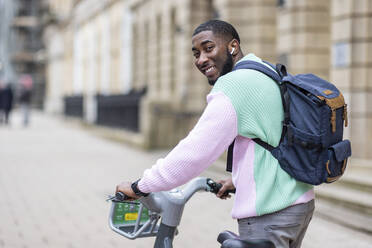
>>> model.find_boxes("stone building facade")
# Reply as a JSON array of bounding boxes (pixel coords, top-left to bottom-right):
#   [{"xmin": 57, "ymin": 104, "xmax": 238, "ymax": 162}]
[{"xmin": 44, "ymin": 0, "xmax": 372, "ymax": 160}]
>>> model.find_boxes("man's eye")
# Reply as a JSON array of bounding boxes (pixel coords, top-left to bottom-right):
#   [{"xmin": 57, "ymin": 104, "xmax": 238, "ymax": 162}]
[{"xmin": 206, "ymin": 46, "xmax": 214, "ymax": 52}]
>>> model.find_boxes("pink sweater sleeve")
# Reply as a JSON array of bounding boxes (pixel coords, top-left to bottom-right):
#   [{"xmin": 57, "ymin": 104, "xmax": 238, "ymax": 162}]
[{"xmin": 138, "ymin": 92, "xmax": 238, "ymax": 193}]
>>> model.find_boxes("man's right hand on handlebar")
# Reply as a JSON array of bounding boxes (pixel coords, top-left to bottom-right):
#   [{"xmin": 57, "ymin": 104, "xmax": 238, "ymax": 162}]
[
  {"xmin": 216, "ymin": 178, "xmax": 235, "ymax": 200},
  {"xmin": 115, "ymin": 181, "xmax": 140, "ymax": 200}
]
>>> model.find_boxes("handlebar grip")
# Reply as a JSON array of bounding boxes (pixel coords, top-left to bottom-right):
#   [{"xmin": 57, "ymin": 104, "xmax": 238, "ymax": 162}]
[
  {"xmin": 115, "ymin": 192, "xmax": 131, "ymax": 201},
  {"xmin": 206, "ymin": 178, "xmax": 236, "ymax": 196}
]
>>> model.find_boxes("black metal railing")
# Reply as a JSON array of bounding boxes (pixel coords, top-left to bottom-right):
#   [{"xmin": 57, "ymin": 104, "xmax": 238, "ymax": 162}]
[
  {"xmin": 96, "ymin": 88, "xmax": 146, "ymax": 132},
  {"xmin": 64, "ymin": 95, "xmax": 83, "ymax": 118}
]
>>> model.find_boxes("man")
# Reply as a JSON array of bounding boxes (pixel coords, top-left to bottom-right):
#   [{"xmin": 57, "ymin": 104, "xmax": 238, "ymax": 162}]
[
  {"xmin": 19, "ymin": 75, "xmax": 33, "ymax": 126},
  {"xmin": 116, "ymin": 20, "xmax": 314, "ymax": 248}
]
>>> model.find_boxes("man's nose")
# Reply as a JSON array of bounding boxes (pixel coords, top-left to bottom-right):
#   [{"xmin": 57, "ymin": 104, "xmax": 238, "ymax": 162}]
[{"xmin": 196, "ymin": 52, "xmax": 208, "ymax": 67}]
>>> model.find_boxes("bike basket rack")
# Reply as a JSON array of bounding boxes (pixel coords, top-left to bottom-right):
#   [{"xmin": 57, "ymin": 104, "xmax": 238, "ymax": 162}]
[{"xmin": 108, "ymin": 200, "xmax": 160, "ymax": 239}]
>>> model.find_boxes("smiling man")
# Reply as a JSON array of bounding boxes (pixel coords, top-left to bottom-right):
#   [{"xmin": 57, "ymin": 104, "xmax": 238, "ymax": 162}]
[{"xmin": 116, "ymin": 20, "xmax": 314, "ymax": 248}]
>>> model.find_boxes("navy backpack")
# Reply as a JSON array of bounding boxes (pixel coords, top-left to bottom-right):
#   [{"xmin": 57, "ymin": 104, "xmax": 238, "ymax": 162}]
[{"xmin": 226, "ymin": 60, "xmax": 352, "ymax": 185}]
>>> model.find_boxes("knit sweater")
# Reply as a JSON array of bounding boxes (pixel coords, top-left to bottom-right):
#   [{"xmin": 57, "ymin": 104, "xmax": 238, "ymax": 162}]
[{"xmin": 138, "ymin": 53, "xmax": 314, "ymax": 219}]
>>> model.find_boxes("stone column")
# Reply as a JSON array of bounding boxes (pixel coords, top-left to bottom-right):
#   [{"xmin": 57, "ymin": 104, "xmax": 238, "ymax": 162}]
[
  {"xmin": 331, "ymin": 0, "xmax": 372, "ymax": 159},
  {"xmin": 63, "ymin": 26, "xmax": 74, "ymax": 96},
  {"xmin": 159, "ymin": 5, "xmax": 173, "ymax": 100},
  {"xmin": 84, "ymin": 26, "xmax": 97, "ymax": 124},
  {"xmin": 131, "ymin": 16, "xmax": 148, "ymax": 91},
  {"xmin": 99, "ymin": 12, "xmax": 110, "ymax": 94},
  {"xmin": 120, "ymin": 2, "xmax": 133, "ymax": 93},
  {"xmin": 277, "ymin": 0, "xmax": 331, "ymax": 79},
  {"xmin": 45, "ymin": 28, "xmax": 64, "ymax": 114},
  {"xmin": 109, "ymin": 6, "xmax": 120, "ymax": 93},
  {"xmin": 147, "ymin": 1, "xmax": 160, "ymax": 99},
  {"xmin": 73, "ymin": 30, "xmax": 83, "ymax": 95}
]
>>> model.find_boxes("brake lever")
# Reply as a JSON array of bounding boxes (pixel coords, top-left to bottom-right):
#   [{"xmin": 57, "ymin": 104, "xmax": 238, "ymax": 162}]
[
  {"xmin": 106, "ymin": 192, "xmax": 137, "ymax": 202},
  {"xmin": 106, "ymin": 195, "xmax": 116, "ymax": 202}
]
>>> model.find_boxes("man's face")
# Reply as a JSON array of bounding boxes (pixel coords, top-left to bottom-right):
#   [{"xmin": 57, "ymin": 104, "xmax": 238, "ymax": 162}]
[{"xmin": 192, "ymin": 30, "xmax": 233, "ymax": 86}]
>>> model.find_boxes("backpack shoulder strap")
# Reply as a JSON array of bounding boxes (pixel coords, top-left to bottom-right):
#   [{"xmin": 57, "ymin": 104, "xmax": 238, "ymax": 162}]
[
  {"xmin": 226, "ymin": 61, "xmax": 288, "ymax": 172},
  {"xmin": 233, "ymin": 60, "xmax": 282, "ymax": 83}
]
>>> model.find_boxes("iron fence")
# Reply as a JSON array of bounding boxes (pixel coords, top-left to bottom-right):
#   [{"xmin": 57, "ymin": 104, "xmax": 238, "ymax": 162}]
[
  {"xmin": 96, "ymin": 89, "xmax": 145, "ymax": 132},
  {"xmin": 64, "ymin": 95, "xmax": 83, "ymax": 118}
]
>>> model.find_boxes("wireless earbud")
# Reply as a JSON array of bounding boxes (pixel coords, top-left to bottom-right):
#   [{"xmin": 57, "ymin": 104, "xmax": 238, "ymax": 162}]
[{"xmin": 230, "ymin": 48, "xmax": 235, "ymax": 55}]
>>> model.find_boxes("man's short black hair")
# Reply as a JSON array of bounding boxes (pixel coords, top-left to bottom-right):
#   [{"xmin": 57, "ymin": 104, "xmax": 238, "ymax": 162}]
[{"xmin": 192, "ymin": 19, "xmax": 240, "ymax": 43}]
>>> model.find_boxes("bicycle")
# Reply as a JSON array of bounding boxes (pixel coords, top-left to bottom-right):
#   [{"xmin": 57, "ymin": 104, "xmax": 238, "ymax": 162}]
[{"xmin": 107, "ymin": 177, "xmax": 275, "ymax": 248}]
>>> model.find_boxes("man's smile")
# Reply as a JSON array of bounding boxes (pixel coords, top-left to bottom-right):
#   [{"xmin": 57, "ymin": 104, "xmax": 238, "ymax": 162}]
[{"xmin": 203, "ymin": 65, "xmax": 217, "ymax": 77}]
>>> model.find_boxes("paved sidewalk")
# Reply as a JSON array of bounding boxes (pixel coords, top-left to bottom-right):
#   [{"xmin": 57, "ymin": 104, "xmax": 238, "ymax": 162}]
[{"xmin": 1, "ymin": 111, "xmax": 371, "ymax": 248}]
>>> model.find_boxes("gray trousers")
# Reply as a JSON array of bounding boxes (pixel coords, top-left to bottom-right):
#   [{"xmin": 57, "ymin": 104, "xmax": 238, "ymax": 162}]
[{"xmin": 238, "ymin": 200, "xmax": 314, "ymax": 248}]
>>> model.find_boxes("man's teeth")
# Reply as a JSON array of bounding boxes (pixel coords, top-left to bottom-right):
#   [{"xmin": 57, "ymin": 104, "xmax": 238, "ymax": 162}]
[{"xmin": 206, "ymin": 67, "xmax": 214, "ymax": 73}]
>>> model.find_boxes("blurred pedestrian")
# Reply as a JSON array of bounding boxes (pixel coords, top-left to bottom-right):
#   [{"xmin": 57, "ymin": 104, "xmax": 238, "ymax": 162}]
[
  {"xmin": 19, "ymin": 75, "xmax": 33, "ymax": 126},
  {"xmin": 0, "ymin": 82, "xmax": 14, "ymax": 125},
  {"xmin": 0, "ymin": 80, "xmax": 3, "ymax": 124}
]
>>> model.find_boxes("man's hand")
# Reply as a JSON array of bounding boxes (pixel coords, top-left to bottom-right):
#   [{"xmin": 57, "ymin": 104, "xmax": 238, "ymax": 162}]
[
  {"xmin": 216, "ymin": 178, "xmax": 235, "ymax": 200},
  {"xmin": 115, "ymin": 181, "xmax": 140, "ymax": 200}
]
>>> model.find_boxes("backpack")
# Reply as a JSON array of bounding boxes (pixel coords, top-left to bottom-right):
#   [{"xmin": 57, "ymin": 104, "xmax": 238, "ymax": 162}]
[{"xmin": 226, "ymin": 60, "xmax": 352, "ymax": 185}]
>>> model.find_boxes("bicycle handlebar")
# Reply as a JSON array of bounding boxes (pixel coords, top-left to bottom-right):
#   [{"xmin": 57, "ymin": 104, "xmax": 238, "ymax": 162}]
[{"xmin": 110, "ymin": 178, "xmax": 236, "ymax": 204}]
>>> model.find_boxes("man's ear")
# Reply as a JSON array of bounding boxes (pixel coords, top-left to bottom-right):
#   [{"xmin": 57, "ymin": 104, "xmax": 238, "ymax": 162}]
[{"xmin": 229, "ymin": 39, "xmax": 239, "ymax": 56}]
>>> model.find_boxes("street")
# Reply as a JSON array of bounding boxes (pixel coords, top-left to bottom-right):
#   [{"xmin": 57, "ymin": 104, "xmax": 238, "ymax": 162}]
[{"xmin": 1, "ymin": 111, "xmax": 372, "ymax": 248}]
